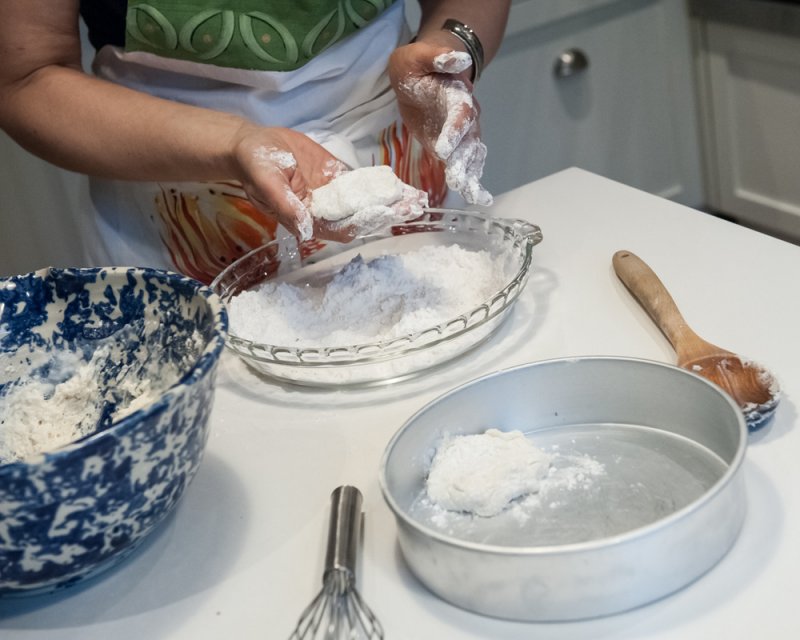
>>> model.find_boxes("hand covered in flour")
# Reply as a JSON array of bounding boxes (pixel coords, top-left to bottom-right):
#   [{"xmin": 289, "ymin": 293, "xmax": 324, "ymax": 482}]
[
  {"xmin": 389, "ymin": 41, "xmax": 493, "ymax": 207},
  {"xmin": 232, "ymin": 126, "xmax": 350, "ymax": 242}
]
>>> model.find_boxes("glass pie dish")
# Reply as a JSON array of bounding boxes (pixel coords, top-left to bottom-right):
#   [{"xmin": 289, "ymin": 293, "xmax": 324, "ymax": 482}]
[{"xmin": 209, "ymin": 209, "xmax": 542, "ymax": 387}]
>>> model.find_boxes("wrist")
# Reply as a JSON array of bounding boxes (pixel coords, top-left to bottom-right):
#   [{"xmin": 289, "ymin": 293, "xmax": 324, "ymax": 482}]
[
  {"xmin": 415, "ymin": 20, "xmax": 484, "ymax": 83},
  {"xmin": 227, "ymin": 119, "xmax": 264, "ymax": 178},
  {"xmin": 407, "ymin": 34, "xmax": 470, "ymax": 85}
]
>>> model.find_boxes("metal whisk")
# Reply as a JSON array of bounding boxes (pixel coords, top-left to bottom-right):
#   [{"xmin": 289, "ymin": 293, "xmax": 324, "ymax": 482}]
[{"xmin": 289, "ymin": 485, "xmax": 384, "ymax": 640}]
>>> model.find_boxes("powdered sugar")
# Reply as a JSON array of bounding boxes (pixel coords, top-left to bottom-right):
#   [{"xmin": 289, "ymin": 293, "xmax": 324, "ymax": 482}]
[
  {"xmin": 311, "ymin": 166, "xmax": 404, "ymax": 221},
  {"xmin": 253, "ymin": 145, "xmax": 296, "ymax": 171},
  {"xmin": 0, "ymin": 326, "xmax": 198, "ymax": 464},
  {"xmin": 411, "ymin": 435, "xmax": 607, "ymax": 544},
  {"xmin": 433, "ymin": 51, "xmax": 472, "ymax": 75},
  {"xmin": 426, "ymin": 429, "xmax": 551, "ymax": 517},
  {"xmin": 433, "ymin": 79, "xmax": 474, "ymax": 160},
  {"xmin": 284, "ymin": 185, "xmax": 314, "ymax": 242},
  {"xmin": 310, "ymin": 166, "xmax": 428, "ymax": 236},
  {"xmin": 250, "ymin": 145, "xmax": 315, "ymax": 241},
  {"xmin": 398, "ymin": 70, "xmax": 492, "ymax": 206},
  {"xmin": 321, "ymin": 158, "xmax": 349, "ymax": 179},
  {"xmin": 446, "ymin": 131, "xmax": 491, "ymax": 206},
  {"xmin": 228, "ymin": 243, "xmax": 508, "ymax": 348}
]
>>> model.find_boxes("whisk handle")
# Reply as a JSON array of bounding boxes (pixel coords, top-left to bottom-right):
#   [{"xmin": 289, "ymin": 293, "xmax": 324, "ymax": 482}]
[{"xmin": 324, "ymin": 485, "xmax": 363, "ymax": 577}]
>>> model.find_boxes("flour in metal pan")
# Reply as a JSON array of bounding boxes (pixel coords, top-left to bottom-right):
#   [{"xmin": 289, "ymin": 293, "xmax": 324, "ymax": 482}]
[{"xmin": 410, "ymin": 434, "xmax": 606, "ymax": 545}]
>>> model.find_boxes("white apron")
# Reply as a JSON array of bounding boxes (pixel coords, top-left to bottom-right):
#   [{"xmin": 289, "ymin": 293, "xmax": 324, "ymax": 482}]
[{"xmin": 82, "ymin": 1, "xmax": 447, "ymax": 282}]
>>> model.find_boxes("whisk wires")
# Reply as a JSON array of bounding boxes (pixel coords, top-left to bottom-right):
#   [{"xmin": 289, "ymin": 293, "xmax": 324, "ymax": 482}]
[
  {"xmin": 290, "ymin": 569, "xmax": 383, "ymax": 639},
  {"xmin": 289, "ymin": 486, "xmax": 384, "ymax": 640}
]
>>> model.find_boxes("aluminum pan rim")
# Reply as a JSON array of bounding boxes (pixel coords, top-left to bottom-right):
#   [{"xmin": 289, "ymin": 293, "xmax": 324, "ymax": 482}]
[{"xmin": 379, "ymin": 356, "xmax": 748, "ymax": 557}]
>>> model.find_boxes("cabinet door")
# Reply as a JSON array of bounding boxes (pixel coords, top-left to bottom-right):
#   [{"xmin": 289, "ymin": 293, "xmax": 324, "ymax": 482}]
[
  {"xmin": 0, "ymin": 132, "xmax": 88, "ymax": 276},
  {"xmin": 475, "ymin": 0, "xmax": 703, "ymax": 206},
  {"xmin": 698, "ymin": 21, "xmax": 800, "ymax": 241}
]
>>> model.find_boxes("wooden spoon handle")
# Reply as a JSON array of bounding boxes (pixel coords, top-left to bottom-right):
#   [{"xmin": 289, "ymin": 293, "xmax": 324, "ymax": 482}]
[{"xmin": 612, "ymin": 250, "xmax": 701, "ymax": 353}]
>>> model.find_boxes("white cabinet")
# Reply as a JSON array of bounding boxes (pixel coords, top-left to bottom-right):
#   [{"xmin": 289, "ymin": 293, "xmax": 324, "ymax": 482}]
[
  {"xmin": 473, "ymin": 0, "xmax": 704, "ymax": 207},
  {"xmin": 693, "ymin": 18, "xmax": 800, "ymax": 242},
  {"xmin": 0, "ymin": 133, "xmax": 88, "ymax": 277}
]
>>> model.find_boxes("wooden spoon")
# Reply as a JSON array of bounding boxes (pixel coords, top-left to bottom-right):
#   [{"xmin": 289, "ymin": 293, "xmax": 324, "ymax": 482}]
[{"xmin": 613, "ymin": 250, "xmax": 779, "ymax": 431}]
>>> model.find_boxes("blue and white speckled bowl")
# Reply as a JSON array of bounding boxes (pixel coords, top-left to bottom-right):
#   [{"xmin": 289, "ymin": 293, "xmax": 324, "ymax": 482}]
[{"xmin": 0, "ymin": 266, "xmax": 227, "ymax": 596}]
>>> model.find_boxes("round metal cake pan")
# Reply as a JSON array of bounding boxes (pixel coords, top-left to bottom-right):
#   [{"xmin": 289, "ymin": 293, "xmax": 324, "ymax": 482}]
[{"xmin": 379, "ymin": 357, "xmax": 748, "ymax": 622}]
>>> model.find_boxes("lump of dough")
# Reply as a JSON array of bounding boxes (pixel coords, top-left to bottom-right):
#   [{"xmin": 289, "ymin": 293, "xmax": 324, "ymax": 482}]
[
  {"xmin": 310, "ymin": 165, "xmax": 405, "ymax": 221},
  {"xmin": 426, "ymin": 429, "xmax": 551, "ymax": 517}
]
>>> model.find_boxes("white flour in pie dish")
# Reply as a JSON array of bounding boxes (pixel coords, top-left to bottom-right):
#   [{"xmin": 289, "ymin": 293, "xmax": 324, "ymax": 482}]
[{"xmin": 228, "ymin": 242, "xmax": 509, "ymax": 348}]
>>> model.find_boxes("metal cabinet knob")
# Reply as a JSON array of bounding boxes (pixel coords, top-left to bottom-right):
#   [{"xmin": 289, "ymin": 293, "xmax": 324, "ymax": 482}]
[{"xmin": 553, "ymin": 48, "xmax": 589, "ymax": 78}]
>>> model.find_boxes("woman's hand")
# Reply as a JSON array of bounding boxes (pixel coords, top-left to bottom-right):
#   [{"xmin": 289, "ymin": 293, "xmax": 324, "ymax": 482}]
[
  {"xmin": 231, "ymin": 125, "xmax": 350, "ymax": 241},
  {"xmin": 389, "ymin": 40, "xmax": 492, "ymax": 206},
  {"xmin": 232, "ymin": 126, "xmax": 430, "ymax": 243}
]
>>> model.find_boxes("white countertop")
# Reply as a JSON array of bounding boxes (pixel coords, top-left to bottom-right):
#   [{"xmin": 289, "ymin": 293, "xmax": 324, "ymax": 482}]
[{"xmin": 1, "ymin": 168, "xmax": 799, "ymax": 639}]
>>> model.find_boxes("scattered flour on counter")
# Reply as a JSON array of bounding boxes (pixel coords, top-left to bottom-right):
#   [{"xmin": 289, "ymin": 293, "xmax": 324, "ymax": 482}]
[
  {"xmin": 228, "ymin": 243, "xmax": 508, "ymax": 347},
  {"xmin": 426, "ymin": 429, "xmax": 552, "ymax": 517}
]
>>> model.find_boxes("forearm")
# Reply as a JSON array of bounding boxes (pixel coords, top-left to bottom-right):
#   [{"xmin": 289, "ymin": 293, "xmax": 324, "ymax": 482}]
[
  {"xmin": 0, "ymin": 65, "xmax": 245, "ymax": 182},
  {"xmin": 415, "ymin": 0, "xmax": 511, "ymax": 64},
  {"xmin": 0, "ymin": 0, "xmax": 250, "ymax": 183}
]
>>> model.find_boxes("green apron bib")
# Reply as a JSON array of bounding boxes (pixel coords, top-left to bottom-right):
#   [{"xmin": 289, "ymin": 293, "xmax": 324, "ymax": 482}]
[{"xmin": 125, "ymin": 0, "xmax": 396, "ymax": 71}]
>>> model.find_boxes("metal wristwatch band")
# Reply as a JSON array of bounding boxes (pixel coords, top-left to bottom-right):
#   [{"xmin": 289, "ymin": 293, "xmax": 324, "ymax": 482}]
[{"xmin": 441, "ymin": 19, "xmax": 485, "ymax": 82}]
